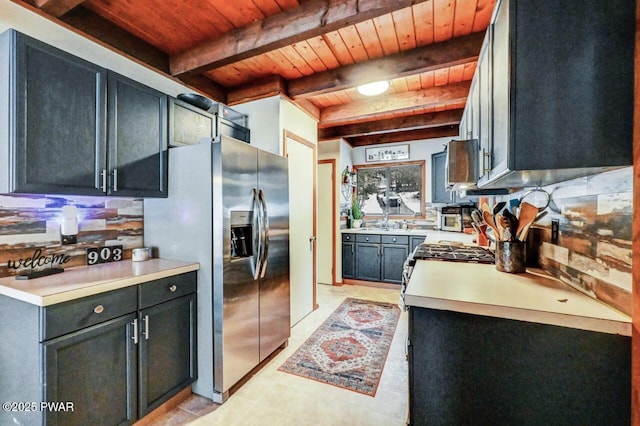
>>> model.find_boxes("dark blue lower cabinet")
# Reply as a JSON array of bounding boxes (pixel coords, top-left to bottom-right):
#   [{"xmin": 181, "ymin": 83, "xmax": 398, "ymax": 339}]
[
  {"xmin": 381, "ymin": 244, "xmax": 408, "ymax": 284},
  {"xmin": 343, "ymin": 233, "xmax": 412, "ymax": 284},
  {"xmin": 342, "ymin": 242, "xmax": 355, "ymax": 279},
  {"xmin": 43, "ymin": 315, "xmax": 138, "ymax": 425},
  {"xmin": 0, "ymin": 272, "xmax": 197, "ymax": 426},
  {"xmin": 408, "ymin": 306, "xmax": 631, "ymax": 426},
  {"xmin": 139, "ymin": 293, "xmax": 197, "ymax": 417}
]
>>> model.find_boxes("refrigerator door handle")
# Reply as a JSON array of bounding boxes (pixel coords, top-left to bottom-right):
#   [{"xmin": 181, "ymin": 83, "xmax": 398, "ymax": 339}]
[
  {"xmin": 258, "ymin": 189, "xmax": 269, "ymax": 278},
  {"xmin": 252, "ymin": 188, "xmax": 262, "ymax": 280}
]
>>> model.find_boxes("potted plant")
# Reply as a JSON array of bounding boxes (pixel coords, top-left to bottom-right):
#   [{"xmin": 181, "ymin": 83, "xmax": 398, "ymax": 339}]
[{"xmin": 351, "ymin": 197, "xmax": 363, "ymax": 228}]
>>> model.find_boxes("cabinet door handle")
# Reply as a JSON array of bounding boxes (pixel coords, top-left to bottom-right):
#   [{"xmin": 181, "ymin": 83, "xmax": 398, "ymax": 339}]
[
  {"xmin": 93, "ymin": 305, "xmax": 104, "ymax": 314},
  {"xmin": 112, "ymin": 169, "xmax": 118, "ymax": 192},
  {"xmin": 169, "ymin": 285, "xmax": 177, "ymax": 292},
  {"xmin": 132, "ymin": 318, "xmax": 138, "ymax": 344},
  {"xmin": 101, "ymin": 169, "xmax": 108, "ymax": 193},
  {"xmin": 143, "ymin": 315, "xmax": 149, "ymax": 340},
  {"xmin": 482, "ymin": 150, "xmax": 492, "ymax": 175}
]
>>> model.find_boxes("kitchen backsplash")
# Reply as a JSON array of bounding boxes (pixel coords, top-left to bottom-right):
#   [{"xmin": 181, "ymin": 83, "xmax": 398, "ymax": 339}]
[
  {"xmin": 498, "ymin": 167, "xmax": 632, "ymax": 316},
  {"xmin": 0, "ymin": 194, "xmax": 143, "ymax": 278}
]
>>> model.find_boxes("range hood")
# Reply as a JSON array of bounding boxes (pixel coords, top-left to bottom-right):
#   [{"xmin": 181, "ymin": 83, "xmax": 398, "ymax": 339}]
[
  {"xmin": 446, "ymin": 139, "xmax": 479, "ymax": 189},
  {"xmin": 445, "ymin": 139, "xmax": 510, "ymax": 196}
]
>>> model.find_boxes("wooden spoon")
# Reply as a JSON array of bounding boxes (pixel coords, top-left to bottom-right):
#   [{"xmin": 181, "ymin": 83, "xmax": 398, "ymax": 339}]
[
  {"xmin": 516, "ymin": 202, "xmax": 538, "ymax": 240},
  {"xmin": 483, "ymin": 210, "xmax": 500, "ymax": 240},
  {"xmin": 494, "ymin": 213, "xmax": 505, "ymax": 240}
]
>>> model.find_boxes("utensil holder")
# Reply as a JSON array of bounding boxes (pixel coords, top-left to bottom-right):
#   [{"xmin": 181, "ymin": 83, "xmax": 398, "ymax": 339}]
[{"xmin": 495, "ymin": 241, "xmax": 526, "ymax": 273}]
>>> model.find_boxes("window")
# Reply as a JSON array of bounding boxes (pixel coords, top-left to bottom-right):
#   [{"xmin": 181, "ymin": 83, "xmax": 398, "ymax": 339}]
[{"xmin": 355, "ymin": 161, "xmax": 425, "ymax": 218}]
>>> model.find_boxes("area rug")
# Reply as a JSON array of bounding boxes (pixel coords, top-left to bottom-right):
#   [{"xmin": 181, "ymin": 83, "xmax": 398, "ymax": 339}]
[{"xmin": 278, "ymin": 297, "xmax": 400, "ymax": 396}]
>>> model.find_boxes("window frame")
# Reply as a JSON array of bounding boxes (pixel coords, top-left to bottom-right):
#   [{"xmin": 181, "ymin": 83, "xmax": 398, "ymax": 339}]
[{"xmin": 353, "ymin": 160, "xmax": 426, "ymax": 219}]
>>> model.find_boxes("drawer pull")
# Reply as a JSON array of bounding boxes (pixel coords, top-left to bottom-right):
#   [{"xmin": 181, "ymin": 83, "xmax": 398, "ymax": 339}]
[
  {"xmin": 393, "ymin": 238, "xmax": 397, "ymax": 242},
  {"xmin": 169, "ymin": 285, "xmax": 177, "ymax": 292},
  {"xmin": 93, "ymin": 305, "xmax": 104, "ymax": 314}
]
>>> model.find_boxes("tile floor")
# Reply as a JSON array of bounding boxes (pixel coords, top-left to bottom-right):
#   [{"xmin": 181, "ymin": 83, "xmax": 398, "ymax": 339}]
[{"xmin": 149, "ymin": 283, "xmax": 408, "ymax": 425}]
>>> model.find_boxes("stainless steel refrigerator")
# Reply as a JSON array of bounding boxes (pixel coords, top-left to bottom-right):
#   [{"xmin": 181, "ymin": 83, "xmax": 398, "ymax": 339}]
[{"xmin": 144, "ymin": 135, "xmax": 290, "ymax": 403}]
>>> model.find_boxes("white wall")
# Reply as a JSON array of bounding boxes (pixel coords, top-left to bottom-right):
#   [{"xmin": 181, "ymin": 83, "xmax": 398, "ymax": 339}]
[
  {"xmin": 232, "ymin": 96, "xmax": 281, "ymax": 154},
  {"xmin": 279, "ymin": 98, "xmax": 317, "ymax": 146}
]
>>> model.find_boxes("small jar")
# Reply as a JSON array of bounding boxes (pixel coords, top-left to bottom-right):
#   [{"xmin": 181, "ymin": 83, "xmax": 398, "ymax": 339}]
[{"xmin": 132, "ymin": 247, "xmax": 152, "ymax": 262}]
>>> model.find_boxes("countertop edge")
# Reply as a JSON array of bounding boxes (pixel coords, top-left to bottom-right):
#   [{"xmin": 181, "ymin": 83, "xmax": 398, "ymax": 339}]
[
  {"xmin": 405, "ymin": 291, "xmax": 631, "ymax": 337},
  {"xmin": 341, "ymin": 228, "xmax": 430, "ymax": 236},
  {"xmin": 0, "ymin": 260, "xmax": 200, "ymax": 307}
]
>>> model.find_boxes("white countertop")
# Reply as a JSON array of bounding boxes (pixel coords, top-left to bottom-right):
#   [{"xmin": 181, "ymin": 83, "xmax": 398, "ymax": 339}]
[
  {"xmin": 405, "ymin": 260, "xmax": 631, "ymax": 336},
  {"xmin": 341, "ymin": 227, "xmax": 430, "ymax": 236},
  {"xmin": 0, "ymin": 259, "xmax": 200, "ymax": 307}
]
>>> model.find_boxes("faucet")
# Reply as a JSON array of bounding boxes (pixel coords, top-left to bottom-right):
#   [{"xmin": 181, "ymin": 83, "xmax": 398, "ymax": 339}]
[{"xmin": 382, "ymin": 212, "xmax": 389, "ymax": 229}]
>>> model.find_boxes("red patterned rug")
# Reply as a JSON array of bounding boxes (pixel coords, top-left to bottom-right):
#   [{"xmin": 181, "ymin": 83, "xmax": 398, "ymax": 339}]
[{"xmin": 278, "ymin": 297, "xmax": 401, "ymax": 396}]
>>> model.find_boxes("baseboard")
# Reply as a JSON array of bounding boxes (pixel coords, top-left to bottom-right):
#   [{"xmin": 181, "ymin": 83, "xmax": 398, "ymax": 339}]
[
  {"xmin": 342, "ymin": 278, "xmax": 402, "ymax": 290},
  {"xmin": 133, "ymin": 386, "xmax": 192, "ymax": 426}
]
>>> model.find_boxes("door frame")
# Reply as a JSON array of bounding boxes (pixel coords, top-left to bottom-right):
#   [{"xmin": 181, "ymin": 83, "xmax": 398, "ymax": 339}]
[
  {"xmin": 318, "ymin": 159, "xmax": 336, "ymax": 286},
  {"xmin": 283, "ymin": 130, "xmax": 318, "ymax": 310}
]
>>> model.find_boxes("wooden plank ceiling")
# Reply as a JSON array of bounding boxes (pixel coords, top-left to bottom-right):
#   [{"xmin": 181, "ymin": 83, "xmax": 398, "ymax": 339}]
[{"xmin": 17, "ymin": 0, "xmax": 496, "ymax": 146}]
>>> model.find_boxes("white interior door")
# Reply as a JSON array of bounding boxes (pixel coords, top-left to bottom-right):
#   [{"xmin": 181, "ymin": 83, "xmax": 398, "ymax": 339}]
[
  {"xmin": 317, "ymin": 161, "xmax": 334, "ymax": 285},
  {"xmin": 285, "ymin": 132, "xmax": 316, "ymax": 326}
]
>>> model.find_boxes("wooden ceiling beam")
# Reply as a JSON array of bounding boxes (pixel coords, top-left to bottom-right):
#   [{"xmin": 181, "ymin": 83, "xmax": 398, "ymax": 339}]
[
  {"xmin": 348, "ymin": 126, "xmax": 460, "ymax": 146},
  {"xmin": 226, "ymin": 75, "xmax": 287, "ymax": 105},
  {"xmin": 319, "ymin": 81, "xmax": 471, "ymax": 126},
  {"xmin": 32, "ymin": 0, "xmax": 86, "ymax": 17},
  {"xmin": 318, "ymin": 109, "xmax": 463, "ymax": 140},
  {"xmin": 60, "ymin": 6, "xmax": 170, "ymax": 73},
  {"xmin": 289, "ymin": 32, "xmax": 484, "ymax": 99},
  {"xmin": 169, "ymin": 0, "xmax": 431, "ymax": 77},
  {"xmin": 177, "ymin": 75, "xmax": 227, "ymax": 103}
]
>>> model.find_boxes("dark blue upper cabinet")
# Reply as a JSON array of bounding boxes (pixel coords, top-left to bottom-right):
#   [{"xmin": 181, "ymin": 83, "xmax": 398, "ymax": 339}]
[
  {"xmin": 478, "ymin": 0, "xmax": 634, "ymax": 189},
  {"xmin": 1, "ymin": 29, "xmax": 108, "ymax": 195},
  {"xmin": 0, "ymin": 29, "xmax": 168, "ymax": 198},
  {"xmin": 107, "ymin": 71, "xmax": 168, "ymax": 198}
]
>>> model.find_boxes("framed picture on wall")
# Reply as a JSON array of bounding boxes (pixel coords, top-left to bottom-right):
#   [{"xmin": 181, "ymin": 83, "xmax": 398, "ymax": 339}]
[{"xmin": 365, "ymin": 144, "xmax": 410, "ymax": 162}]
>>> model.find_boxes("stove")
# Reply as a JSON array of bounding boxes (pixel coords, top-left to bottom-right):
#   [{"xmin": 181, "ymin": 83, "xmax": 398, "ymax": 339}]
[{"xmin": 410, "ymin": 243, "xmax": 495, "ymax": 265}]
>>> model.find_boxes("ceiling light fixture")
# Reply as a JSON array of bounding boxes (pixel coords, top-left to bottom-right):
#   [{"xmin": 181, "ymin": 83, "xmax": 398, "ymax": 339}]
[{"xmin": 357, "ymin": 81, "xmax": 389, "ymax": 96}]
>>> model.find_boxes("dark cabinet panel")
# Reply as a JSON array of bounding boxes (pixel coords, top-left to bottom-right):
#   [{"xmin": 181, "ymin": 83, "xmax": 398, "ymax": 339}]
[
  {"xmin": 408, "ymin": 306, "xmax": 631, "ymax": 425},
  {"xmin": 479, "ymin": 0, "xmax": 634, "ymax": 189},
  {"xmin": 381, "ymin": 244, "xmax": 408, "ymax": 284},
  {"xmin": 410, "ymin": 236, "xmax": 425, "ymax": 253},
  {"xmin": 355, "ymin": 243, "xmax": 381, "ymax": 282},
  {"xmin": 0, "ymin": 30, "xmax": 168, "ymax": 198},
  {"xmin": 343, "ymin": 233, "xmax": 414, "ymax": 284},
  {"xmin": 43, "ymin": 314, "xmax": 138, "ymax": 426},
  {"xmin": 108, "ymin": 72, "xmax": 168, "ymax": 198},
  {"xmin": 2, "ymin": 30, "xmax": 107, "ymax": 195},
  {"xmin": 342, "ymin": 242, "xmax": 355, "ymax": 279},
  {"xmin": 431, "ymin": 151, "xmax": 449, "ymax": 204},
  {"xmin": 42, "ymin": 285, "xmax": 138, "ymax": 341},
  {"xmin": 139, "ymin": 293, "xmax": 197, "ymax": 416},
  {"xmin": 0, "ymin": 271, "xmax": 197, "ymax": 425},
  {"xmin": 169, "ymin": 97, "xmax": 214, "ymax": 147}
]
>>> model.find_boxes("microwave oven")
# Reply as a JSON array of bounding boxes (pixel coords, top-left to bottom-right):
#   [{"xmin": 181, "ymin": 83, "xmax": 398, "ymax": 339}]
[{"xmin": 440, "ymin": 206, "xmax": 463, "ymax": 232}]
